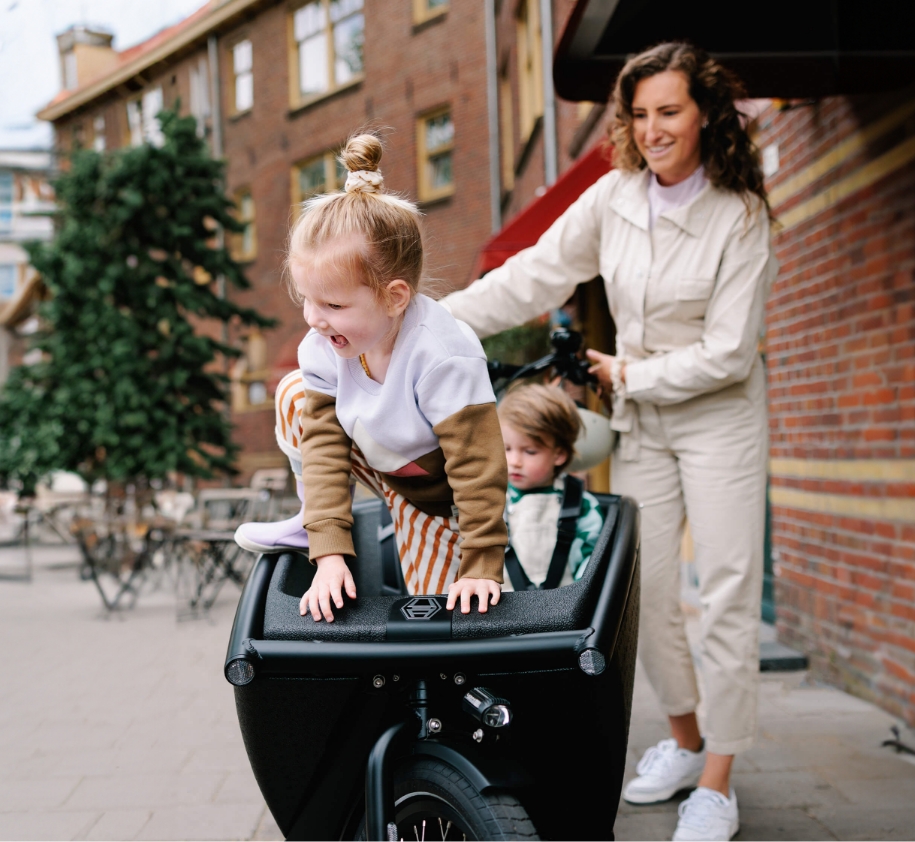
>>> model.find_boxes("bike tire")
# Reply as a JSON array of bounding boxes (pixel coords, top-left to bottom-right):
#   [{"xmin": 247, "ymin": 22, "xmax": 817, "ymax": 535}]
[{"xmin": 358, "ymin": 756, "xmax": 539, "ymax": 841}]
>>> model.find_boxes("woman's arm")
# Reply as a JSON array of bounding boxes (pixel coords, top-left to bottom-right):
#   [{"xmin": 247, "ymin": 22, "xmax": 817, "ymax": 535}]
[
  {"xmin": 625, "ymin": 213, "xmax": 777, "ymax": 405},
  {"xmin": 443, "ymin": 175, "xmax": 611, "ymax": 338}
]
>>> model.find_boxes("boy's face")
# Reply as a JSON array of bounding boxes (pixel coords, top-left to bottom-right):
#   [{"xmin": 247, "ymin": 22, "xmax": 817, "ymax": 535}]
[{"xmin": 501, "ymin": 422, "xmax": 568, "ymax": 491}]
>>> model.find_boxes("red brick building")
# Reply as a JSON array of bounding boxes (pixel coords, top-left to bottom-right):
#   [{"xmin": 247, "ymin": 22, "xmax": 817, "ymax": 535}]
[{"xmin": 37, "ymin": 0, "xmax": 608, "ymax": 475}]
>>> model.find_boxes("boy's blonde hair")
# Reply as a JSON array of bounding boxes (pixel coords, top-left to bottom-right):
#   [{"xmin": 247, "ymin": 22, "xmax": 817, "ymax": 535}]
[
  {"xmin": 287, "ymin": 133, "xmax": 424, "ymax": 301},
  {"xmin": 498, "ymin": 384, "xmax": 581, "ymax": 468}
]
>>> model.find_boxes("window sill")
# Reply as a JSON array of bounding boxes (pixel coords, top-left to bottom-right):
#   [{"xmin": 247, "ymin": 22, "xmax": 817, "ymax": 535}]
[
  {"xmin": 228, "ymin": 108, "xmax": 253, "ymax": 122},
  {"xmin": 412, "ymin": 7, "xmax": 447, "ymax": 33},
  {"xmin": 232, "ymin": 401, "xmax": 274, "ymax": 415},
  {"xmin": 417, "ymin": 189, "xmax": 454, "ymax": 209},
  {"xmin": 288, "ymin": 77, "xmax": 363, "ymax": 117}
]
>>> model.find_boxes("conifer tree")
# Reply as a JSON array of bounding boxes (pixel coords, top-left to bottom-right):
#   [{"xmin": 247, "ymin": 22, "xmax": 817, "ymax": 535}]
[{"xmin": 0, "ymin": 109, "xmax": 273, "ymax": 494}]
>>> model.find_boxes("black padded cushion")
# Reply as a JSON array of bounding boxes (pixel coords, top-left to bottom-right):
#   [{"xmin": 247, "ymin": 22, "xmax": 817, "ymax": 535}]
[{"xmin": 261, "ymin": 496, "xmax": 618, "ymax": 642}]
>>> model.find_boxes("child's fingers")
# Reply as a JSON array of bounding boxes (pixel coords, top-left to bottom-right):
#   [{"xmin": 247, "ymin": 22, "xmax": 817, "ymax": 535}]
[
  {"xmin": 446, "ymin": 585, "xmax": 457, "ymax": 611},
  {"xmin": 299, "ymin": 590, "xmax": 310, "ymax": 616},
  {"xmin": 331, "ymin": 579, "xmax": 344, "ymax": 610},
  {"xmin": 490, "ymin": 582, "xmax": 501, "ymax": 606},
  {"xmin": 460, "ymin": 586, "xmax": 472, "ymax": 615},
  {"xmin": 319, "ymin": 586, "xmax": 335, "ymax": 622},
  {"xmin": 344, "ymin": 568, "xmax": 357, "ymax": 600}
]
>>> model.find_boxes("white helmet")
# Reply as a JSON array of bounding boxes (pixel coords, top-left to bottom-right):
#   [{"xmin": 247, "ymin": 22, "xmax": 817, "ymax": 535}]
[{"xmin": 568, "ymin": 408, "xmax": 616, "ymax": 472}]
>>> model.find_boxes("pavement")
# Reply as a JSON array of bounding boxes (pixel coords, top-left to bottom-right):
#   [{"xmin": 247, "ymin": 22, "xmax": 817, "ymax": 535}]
[{"xmin": 1, "ymin": 537, "xmax": 914, "ymax": 841}]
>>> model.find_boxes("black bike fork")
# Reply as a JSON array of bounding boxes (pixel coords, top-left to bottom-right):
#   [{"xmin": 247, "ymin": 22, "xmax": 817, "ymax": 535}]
[{"xmin": 364, "ymin": 721, "xmax": 406, "ymax": 841}]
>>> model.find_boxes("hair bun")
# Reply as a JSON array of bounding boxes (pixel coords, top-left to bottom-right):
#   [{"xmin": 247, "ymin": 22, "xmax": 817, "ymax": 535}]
[
  {"xmin": 340, "ymin": 134, "xmax": 384, "ymax": 194},
  {"xmin": 341, "ymin": 133, "xmax": 383, "ymax": 173}
]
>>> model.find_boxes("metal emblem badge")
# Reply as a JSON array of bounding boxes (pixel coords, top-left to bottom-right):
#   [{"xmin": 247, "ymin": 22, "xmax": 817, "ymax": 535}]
[{"xmin": 400, "ymin": 596, "xmax": 442, "ymax": 621}]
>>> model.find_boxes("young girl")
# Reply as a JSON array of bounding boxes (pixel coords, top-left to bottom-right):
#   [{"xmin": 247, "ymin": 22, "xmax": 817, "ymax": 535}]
[
  {"xmin": 235, "ymin": 134, "xmax": 507, "ymax": 619},
  {"xmin": 498, "ymin": 384, "xmax": 604, "ymax": 590}
]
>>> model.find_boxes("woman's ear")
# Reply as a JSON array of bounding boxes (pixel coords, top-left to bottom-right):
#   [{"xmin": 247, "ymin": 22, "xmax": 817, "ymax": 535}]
[{"xmin": 384, "ymin": 279, "xmax": 412, "ymax": 316}]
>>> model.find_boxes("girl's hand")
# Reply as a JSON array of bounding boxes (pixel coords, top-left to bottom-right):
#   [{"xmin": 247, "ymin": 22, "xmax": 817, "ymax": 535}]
[
  {"xmin": 300, "ymin": 554, "xmax": 356, "ymax": 622},
  {"xmin": 446, "ymin": 577, "xmax": 502, "ymax": 614}
]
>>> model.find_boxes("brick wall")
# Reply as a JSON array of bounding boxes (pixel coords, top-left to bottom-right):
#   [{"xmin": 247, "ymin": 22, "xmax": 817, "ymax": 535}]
[{"xmin": 754, "ymin": 88, "xmax": 915, "ymax": 724}]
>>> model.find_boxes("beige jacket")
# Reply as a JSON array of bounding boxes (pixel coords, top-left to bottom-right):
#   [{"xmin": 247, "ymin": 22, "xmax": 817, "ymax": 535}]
[{"xmin": 445, "ymin": 169, "xmax": 777, "ymax": 459}]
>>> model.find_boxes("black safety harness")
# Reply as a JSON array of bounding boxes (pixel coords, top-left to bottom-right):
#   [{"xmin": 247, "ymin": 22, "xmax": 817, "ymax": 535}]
[{"xmin": 503, "ymin": 474, "xmax": 584, "ymax": 591}]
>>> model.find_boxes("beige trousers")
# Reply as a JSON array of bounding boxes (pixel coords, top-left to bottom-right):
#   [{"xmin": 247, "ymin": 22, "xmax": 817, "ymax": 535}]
[{"xmin": 612, "ymin": 359, "xmax": 768, "ymax": 756}]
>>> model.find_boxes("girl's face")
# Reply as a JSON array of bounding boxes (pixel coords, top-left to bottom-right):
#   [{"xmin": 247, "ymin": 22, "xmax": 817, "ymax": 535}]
[
  {"xmin": 630, "ymin": 69, "xmax": 703, "ymax": 186},
  {"xmin": 501, "ymin": 422, "xmax": 568, "ymax": 491},
  {"xmin": 291, "ymin": 257, "xmax": 408, "ymax": 360}
]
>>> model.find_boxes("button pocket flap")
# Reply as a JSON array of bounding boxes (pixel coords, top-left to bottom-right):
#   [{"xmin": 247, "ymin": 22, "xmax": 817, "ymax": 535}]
[{"xmin": 675, "ymin": 276, "xmax": 716, "ymax": 301}]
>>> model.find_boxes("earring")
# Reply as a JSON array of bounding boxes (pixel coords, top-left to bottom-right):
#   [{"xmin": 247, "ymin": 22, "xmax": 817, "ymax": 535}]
[{"xmin": 702, "ymin": 119, "xmax": 709, "ymax": 129}]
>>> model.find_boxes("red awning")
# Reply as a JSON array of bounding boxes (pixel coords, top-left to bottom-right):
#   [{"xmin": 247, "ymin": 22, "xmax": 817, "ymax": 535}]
[{"xmin": 473, "ymin": 143, "xmax": 613, "ymax": 278}]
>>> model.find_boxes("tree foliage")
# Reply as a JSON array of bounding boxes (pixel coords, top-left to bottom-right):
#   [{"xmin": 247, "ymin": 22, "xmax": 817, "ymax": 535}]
[{"xmin": 0, "ymin": 110, "xmax": 273, "ymax": 492}]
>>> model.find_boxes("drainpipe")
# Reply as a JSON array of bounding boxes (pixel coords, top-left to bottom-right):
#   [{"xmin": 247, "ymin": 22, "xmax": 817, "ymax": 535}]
[
  {"xmin": 484, "ymin": 0, "xmax": 501, "ymax": 233},
  {"xmin": 207, "ymin": 34, "xmax": 223, "ymax": 160},
  {"xmin": 207, "ymin": 33, "xmax": 228, "ymax": 347},
  {"xmin": 539, "ymin": 0, "xmax": 557, "ymax": 185}
]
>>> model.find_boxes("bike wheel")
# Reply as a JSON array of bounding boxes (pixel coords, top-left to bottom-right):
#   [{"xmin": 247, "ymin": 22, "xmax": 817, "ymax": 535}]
[{"xmin": 383, "ymin": 757, "xmax": 539, "ymax": 841}]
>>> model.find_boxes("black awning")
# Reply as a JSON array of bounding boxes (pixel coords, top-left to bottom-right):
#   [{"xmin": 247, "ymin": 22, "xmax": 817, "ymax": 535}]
[{"xmin": 554, "ymin": 0, "xmax": 915, "ymax": 102}]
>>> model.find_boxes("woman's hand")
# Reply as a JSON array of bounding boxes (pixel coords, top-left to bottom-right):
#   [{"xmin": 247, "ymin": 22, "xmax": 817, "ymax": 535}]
[
  {"xmin": 300, "ymin": 553, "xmax": 356, "ymax": 622},
  {"xmin": 446, "ymin": 577, "xmax": 501, "ymax": 614},
  {"xmin": 585, "ymin": 349, "xmax": 625, "ymax": 391}
]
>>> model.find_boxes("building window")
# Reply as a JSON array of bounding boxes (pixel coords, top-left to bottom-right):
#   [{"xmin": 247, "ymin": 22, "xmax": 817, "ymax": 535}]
[
  {"xmin": 290, "ymin": 0, "xmax": 364, "ymax": 106},
  {"xmin": 516, "ymin": 0, "xmax": 543, "ymax": 143},
  {"xmin": 0, "ymin": 264, "xmax": 16, "ymax": 299},
  {"xmin": 417, "ymin": 108, "xmax": 454, "ymax": 202},
  {"xmin": 232, "ymin": 39, "xmax": 254, "ymax": 114},
  {"xmin": 126, "ymin": 89, "xmax": 164, "ymax": 147},
  {"xmin": 499, "ymin": 67, "xmax": 514, "ymax": 190},
  {"xmin": 92, "ymin": 115, "xmax": 106, "ymax": 151},
  {"xmin": 412, "ymin": 0, "xmax": 447, "ymax": 24},
  {"xmin": 232, "ymin": 188, "xmax": 257, "ymax": 262},
  {"xmin": 189, "ymin": 57, "xmax": 211, "ymax": 137},
  {"xmin": 126, "ymin": 99, "xmax": 143, "ymax": 146},
  {"xmin": 62, "ymin": 49, "xmax": 78, "ymax": 89},
  {"xmin": 0, "ymin": 172, "xmax": 13, "ymax": 232},
  {"xmin": 291, "ymin": 150, "xmax": 347, "ymax": 208}
]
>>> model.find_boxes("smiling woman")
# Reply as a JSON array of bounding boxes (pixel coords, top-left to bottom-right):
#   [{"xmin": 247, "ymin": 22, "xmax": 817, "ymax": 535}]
[{"xmin": 443, "ymin": 42, "xmax": 777, "ymax": 842}]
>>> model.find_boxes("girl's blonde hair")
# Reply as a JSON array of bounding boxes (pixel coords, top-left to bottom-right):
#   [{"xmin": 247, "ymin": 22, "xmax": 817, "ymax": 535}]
[
  {"xmin": 287, "ymin": 133, "xmax": 424, "ymax": 300},
  {"xmin": 498, "ymin": 384, "xmax": 581, "ymax": 471}
]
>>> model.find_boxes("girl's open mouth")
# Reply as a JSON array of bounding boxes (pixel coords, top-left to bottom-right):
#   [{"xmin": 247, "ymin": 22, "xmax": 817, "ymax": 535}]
[{"xmin": 329, "ymin": 334, "xmax": 349, "ymax": 349}]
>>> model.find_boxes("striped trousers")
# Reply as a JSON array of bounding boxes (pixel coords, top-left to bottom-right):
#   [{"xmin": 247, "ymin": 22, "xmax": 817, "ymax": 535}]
[{"xmin": 275, "ymin": 370, "xmax": 462, "ymax": 595}]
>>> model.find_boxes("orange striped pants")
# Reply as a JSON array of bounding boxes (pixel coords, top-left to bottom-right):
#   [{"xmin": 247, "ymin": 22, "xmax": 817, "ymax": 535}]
[{"xmin": 275, "ymin": 370, "xmax": 461, "ymax": 595}]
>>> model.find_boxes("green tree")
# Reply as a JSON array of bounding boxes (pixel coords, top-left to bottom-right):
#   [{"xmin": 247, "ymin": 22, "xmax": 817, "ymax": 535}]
[{"xmin": 0, "ymin": 109, "xmax": 273, "ymax": 494}]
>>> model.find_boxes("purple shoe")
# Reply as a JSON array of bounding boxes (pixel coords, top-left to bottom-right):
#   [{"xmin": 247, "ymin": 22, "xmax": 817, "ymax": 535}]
[{"xmin": 234, "ymin": 512, "xmax": 310, "ymax": 555}]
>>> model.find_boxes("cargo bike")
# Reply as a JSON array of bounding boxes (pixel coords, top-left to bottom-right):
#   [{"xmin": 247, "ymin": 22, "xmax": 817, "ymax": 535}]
[{"xmin": 224, "ymin": 330, "xmax": 641, "ymax": 840}]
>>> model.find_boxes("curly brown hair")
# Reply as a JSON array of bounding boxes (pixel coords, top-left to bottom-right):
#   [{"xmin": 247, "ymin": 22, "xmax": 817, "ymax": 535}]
[{"xmin": 609, "ymin": 42, "xmax": 770, "ymax": 218}]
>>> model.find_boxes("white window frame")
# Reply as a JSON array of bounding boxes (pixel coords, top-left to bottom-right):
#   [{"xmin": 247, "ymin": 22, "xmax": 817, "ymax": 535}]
[
  {"xmin": 92, "ymin": 115, "xmax": 106, "ymax": 152},
  {"xmin": 232, "ymin": 39, "xmax": 254, "ymax": 114},
  {"xmin": 189, "ymin": 57, "xmax": 211, "ymax": 137}
]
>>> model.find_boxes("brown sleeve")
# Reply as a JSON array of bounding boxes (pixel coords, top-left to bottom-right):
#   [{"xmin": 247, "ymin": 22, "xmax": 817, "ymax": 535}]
[
  {"xmin": 432, "ymin": 402, "xmax": 508, "ymax": 582},
  {"xmin": 300, "ymin": 389, "xmax": 355, "ymax": 560}
]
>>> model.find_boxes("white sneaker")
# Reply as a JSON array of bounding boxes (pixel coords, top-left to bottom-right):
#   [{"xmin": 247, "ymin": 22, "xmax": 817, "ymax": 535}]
[
  {"xmin": 672, "ymin": 787, "xmax": 739, "ymax": 841},
  {"xmin": 622, "ymin": 738, "xmax": 705, "ymax": 804}
]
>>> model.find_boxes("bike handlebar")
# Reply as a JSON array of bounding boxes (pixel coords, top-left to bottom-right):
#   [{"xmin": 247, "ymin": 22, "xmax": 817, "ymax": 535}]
[{"xmin": 487, "ymin": 328, "xmax": 597, "ymax": 389}]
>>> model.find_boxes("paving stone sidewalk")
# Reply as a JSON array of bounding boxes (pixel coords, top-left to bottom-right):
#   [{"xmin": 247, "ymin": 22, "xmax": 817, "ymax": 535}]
[{"xmin": 1, "ymin": 540, "xmax": 914, "ymax": 841}]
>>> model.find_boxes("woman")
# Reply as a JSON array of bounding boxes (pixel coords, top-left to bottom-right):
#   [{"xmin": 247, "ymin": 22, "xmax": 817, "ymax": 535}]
[{"xmin": 444, "ymin": 42, "xmax": 776, "ymax": 842}]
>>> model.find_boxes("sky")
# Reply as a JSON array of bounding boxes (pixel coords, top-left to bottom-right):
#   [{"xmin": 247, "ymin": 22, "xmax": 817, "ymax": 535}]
[{"xmin": 0, "ymin": 0, "xmax": 208, "ymax": 149}]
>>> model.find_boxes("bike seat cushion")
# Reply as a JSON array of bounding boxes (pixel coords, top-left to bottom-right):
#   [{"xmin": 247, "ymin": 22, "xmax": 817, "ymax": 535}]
[{"xmin": 261, "ymin": 496, "xmax": 618, "ymax": 642}]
